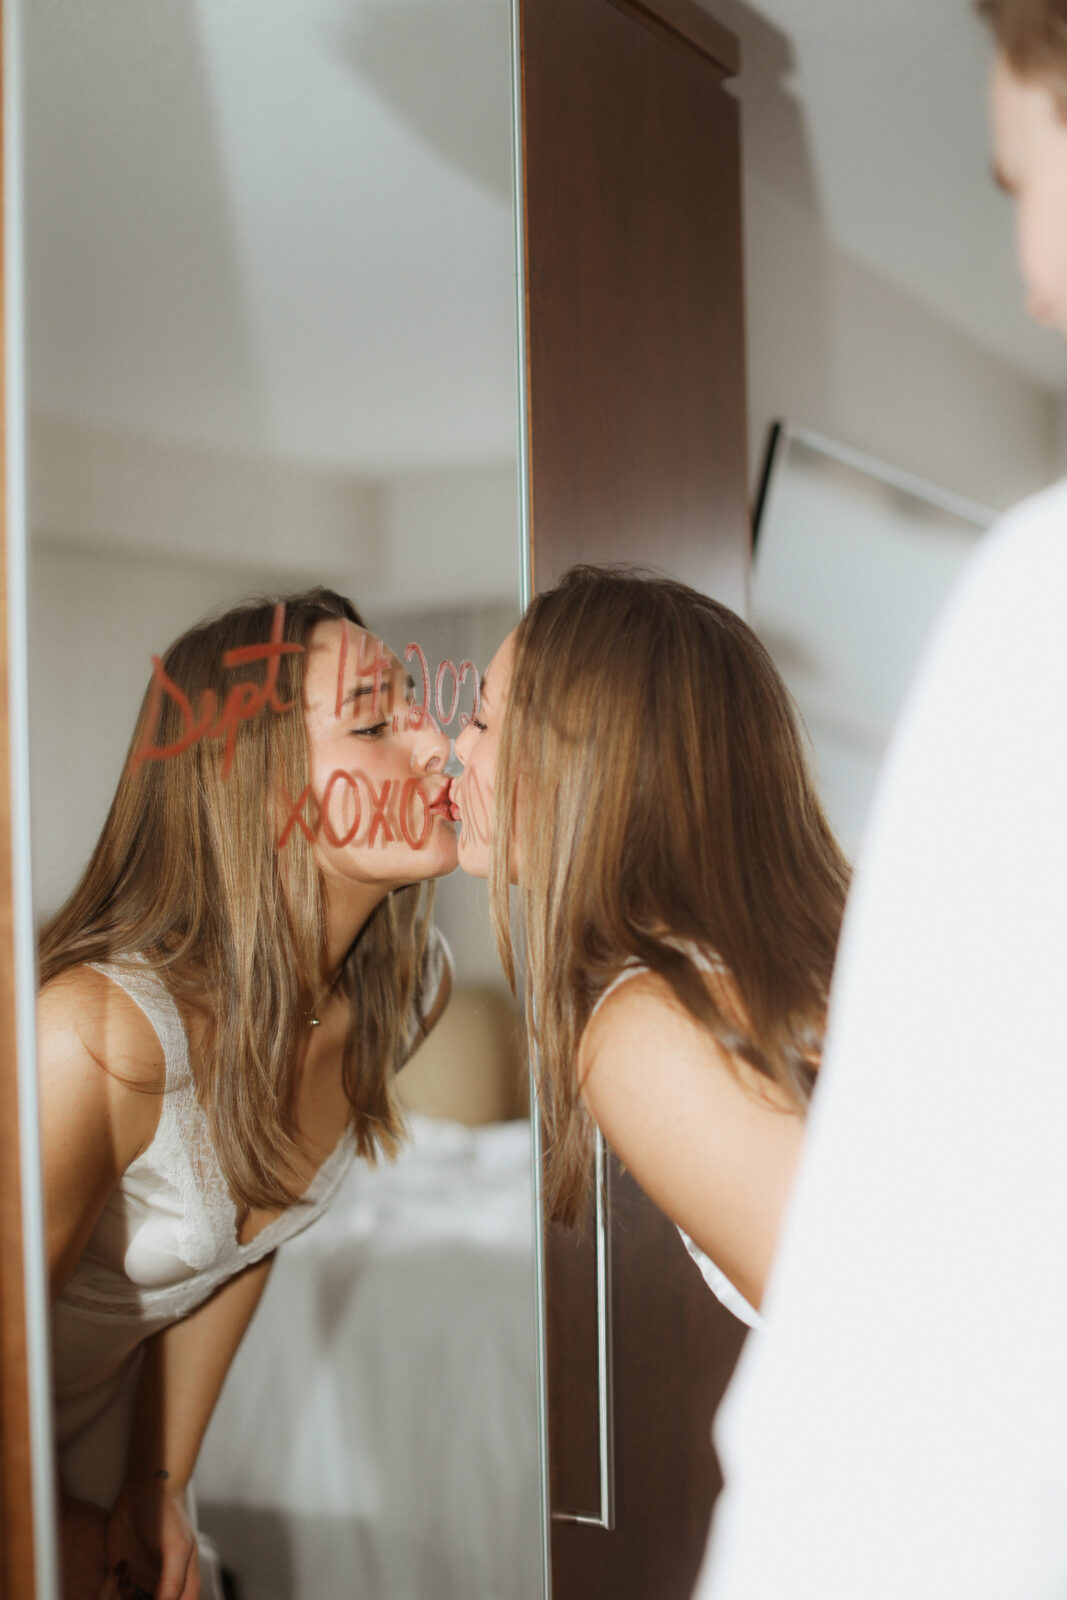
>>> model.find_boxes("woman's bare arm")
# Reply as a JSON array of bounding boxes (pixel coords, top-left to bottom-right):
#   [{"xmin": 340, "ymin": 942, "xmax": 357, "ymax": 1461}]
[
  {"xmin": 37, "ymin": 966, "xmax": 165, "ymax": 1297},
  {"xmin": 578, "ymin": 972, "xmax": 804, "ymax": 1311},
  {"xmin": 105, "ymin": 1255, "xmax": 274, "ymax": 1600}
]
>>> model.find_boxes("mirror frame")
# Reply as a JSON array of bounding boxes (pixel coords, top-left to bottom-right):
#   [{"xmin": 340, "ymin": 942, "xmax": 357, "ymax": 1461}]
[{"xmin": 3, "ymin": 0, "xmax": 62, "ymax": 1592}]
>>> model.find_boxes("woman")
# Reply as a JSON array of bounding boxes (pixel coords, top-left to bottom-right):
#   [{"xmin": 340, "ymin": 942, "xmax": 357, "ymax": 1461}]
[
  {"xmin": 40, "ymin": 587, "xmax": 458, "ymax": 1600},
  {"xmin": 453, "ymin": 566, "xmax": 849, "ymax": 1326}
]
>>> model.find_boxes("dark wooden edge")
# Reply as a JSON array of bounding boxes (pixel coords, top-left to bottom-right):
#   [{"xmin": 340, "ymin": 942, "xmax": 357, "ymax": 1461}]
[
  {"xmin": 609, "ymin": 0, "xmax": 740, "ymax": 76},
  {"xmin": 750, "ymin": 419, "xmax": 785, "ymax": 555},
  {"xmin": 0, "ymin": 1, "xmax": 38, "ymax": 1589}
]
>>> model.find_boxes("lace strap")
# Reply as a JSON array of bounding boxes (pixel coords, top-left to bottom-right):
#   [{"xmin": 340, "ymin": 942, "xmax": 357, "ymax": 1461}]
[
  {"xmin": 85, "ymin": 959, "xmax": 192, "ymax": 1092},
  {"xmin": 590, "ymin": 961, "xmax": 648, "ymax": 1021},
  {"xmin": 590, "ymin": 942, "xmax": 727, "ymax": 1022}
]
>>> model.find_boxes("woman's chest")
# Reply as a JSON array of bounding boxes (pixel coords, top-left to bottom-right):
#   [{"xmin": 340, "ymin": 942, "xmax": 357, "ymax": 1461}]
[{"xmin": 233, "ymin": 1022, "xmax": 352, "ymax": 1246}]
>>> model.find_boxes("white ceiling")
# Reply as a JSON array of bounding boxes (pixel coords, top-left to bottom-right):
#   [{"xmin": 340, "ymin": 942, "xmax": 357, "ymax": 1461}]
[
  {"xmin": 22, "ymin": 0, "xmax": 1067, "ymax": 484},
  {"xmin": 24, "ymin": 0, "xmax": 521, "ymax": 475}
]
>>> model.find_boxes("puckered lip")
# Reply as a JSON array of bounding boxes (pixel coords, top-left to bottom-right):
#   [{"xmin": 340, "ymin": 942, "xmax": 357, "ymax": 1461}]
[{"xmin": 428, "ymin": 777, "xmax": 454, "ymax": 818}]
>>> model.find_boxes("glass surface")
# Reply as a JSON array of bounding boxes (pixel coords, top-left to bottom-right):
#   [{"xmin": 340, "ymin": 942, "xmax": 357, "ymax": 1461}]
[
  {"xmin": 752, "ymin": 426, "xmax": 994, "ymax": 859},
  {"xmin": 21, "ymin": 2, "xmax": 537, "ymax": 1594}
]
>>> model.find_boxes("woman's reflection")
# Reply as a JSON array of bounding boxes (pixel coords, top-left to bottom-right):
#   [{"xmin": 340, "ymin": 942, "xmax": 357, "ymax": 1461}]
[{"xmin": 38, "ymin": 588, "xmax": 457, "ymax": 1599}]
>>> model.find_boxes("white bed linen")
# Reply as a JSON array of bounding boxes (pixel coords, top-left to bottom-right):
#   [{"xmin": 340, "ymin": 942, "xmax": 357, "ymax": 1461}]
[{"xmin": 196, "ymin": 1114, "xmax": 541, "ymax": 1600}]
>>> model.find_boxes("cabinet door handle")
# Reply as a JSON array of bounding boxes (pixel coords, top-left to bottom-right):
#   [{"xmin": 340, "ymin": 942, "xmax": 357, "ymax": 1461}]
[{"xmin": 553, "ymin": 1127, "xmax": 615, "ymax": 1530}]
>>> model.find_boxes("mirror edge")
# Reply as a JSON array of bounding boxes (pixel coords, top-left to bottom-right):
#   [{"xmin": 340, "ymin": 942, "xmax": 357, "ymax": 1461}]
[
  {"xmin": 509, "ymin": 2, "xmax": 552, "ymax": 1597},
  {"xmin": 4, "ymin": 0, "xmax": 60, "ymax": 1590}
]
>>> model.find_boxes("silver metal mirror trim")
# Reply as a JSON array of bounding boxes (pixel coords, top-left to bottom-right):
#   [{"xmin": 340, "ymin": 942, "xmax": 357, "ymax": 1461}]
[
  {"xmin": 8, "ymin": 2, "xmax": 59, "ymax": 1592},
  {"xmin": 552, "ymin": 1127, "xmax": 615, "ymax": 1530},
  {"xmin": 510, "ymin": 1, "xmax": 549, "ymax": 1594}
]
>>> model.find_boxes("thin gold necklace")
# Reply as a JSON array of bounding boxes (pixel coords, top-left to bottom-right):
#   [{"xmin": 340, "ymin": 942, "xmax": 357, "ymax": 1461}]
[{"xmin": 305, "ymin": 970, "xmax": 342, "ymax": 1028}]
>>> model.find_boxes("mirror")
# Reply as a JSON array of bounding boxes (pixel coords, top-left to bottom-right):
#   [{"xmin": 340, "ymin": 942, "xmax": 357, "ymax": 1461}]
[
  {"xmin": 751, "ymin": 423, "xmax": 994, "ymax": 858},
  {"xmin": 23, "ymin": 1, "xmax": 540, "ymax": 1595}
]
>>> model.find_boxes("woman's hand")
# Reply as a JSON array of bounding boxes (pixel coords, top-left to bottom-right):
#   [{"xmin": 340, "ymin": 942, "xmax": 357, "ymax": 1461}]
[
  {"xmin": 59, "ymin": 1493, "xmax": 109, "ymax": 1600},
  {"xmin": 103, "ymin": 1477, "xmax": 200, "ymax": 1600}
]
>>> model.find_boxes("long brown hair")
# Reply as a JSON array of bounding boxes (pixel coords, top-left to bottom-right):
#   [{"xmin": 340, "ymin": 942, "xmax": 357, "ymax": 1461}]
[
  {"xmin": 976, "ymin": 0, "xmax": 1067, "ymax": 93},
  {"xmin": 490, "ymin": 567, "xmax": 850, "ymax": 1227},
  {"xmin": 39, "ymin": 588, "xmax": 434, "ymax": 1209}
]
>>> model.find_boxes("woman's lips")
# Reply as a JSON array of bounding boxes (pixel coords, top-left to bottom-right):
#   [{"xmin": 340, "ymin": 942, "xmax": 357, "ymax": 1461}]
[{"xmin": 428, "ymin": 778, "xmax": 455, "ymax": 820}]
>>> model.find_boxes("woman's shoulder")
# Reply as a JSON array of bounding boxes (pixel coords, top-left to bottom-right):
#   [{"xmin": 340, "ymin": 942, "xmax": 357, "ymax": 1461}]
[
  {"xmin": 38, "ymin": 965, "xmax": 171, "ymax": 1278},
  {"xmin": 580, "ymin": 952, "xmax": 791, "ymax": 1110},
  {"xmin": 583, "ymin": 961, "xmax": 711, "ymax": 1043},
  {"xmin": 38, "ymin": 962, "xmax": 168, "ymax": 1097},
  {"xmin": 586, "ymin": 942, "xmax": 730, "ymax": 1032}
]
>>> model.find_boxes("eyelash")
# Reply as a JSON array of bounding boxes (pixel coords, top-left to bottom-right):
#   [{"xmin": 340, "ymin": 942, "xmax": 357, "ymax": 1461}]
[
  {"xmin": 352, "ymin": 721, "xmax": 389, "ymax": 739},
  {"xmin": 469, "ymin": 716, "xmax": 487, "ymax": 733}
]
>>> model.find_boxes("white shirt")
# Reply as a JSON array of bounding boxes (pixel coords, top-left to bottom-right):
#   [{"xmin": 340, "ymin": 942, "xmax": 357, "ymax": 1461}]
[{"xmin": 697, "ymin": 477, "xmax": 1067, "ymax": 1598}]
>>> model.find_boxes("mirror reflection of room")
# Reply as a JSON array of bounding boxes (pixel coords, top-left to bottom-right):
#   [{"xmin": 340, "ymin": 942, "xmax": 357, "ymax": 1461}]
[{"xmin": 26, "ymin": 3, "xmax": 537, "ymax": 1597}]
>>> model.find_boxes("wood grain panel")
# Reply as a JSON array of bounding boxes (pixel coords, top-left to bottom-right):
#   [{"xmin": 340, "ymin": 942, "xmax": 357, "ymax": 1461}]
[
  {"xmin": 520, "ymin": 0, "xmax": 749, "ymax": 613},
  {"xmin": 610, "ymin": 0, "xmax": 739, "ymax": 75},
  {"xmin": 519, "ymin": 0, "xmax": 751, "ymax": 1591},
  {"xmin": 545, "ymin": 1212, "xmax": 603, "ymax": 1517},
  {"xmin": 549, "ymin": 1162, "xmax": 747, "ymax": 1596}
]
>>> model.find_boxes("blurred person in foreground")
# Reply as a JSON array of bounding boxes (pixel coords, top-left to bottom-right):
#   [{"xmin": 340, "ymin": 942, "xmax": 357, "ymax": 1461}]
[{"xmin": 696, "ymin": 4, "xmax": 1067, "ymax": 1596}]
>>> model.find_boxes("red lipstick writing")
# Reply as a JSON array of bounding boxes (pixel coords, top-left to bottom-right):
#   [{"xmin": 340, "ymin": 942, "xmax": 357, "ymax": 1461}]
[
  {"xmin": 276, "ymin": 774, "xmax": 451, "ymax": 853},
  {"xmin": 131, "ymin": 602, "xmax": 302, "ymax": 777},
  {"xmin": 130, "ymin": 605, "xmax": 474, "ymax": 854}
]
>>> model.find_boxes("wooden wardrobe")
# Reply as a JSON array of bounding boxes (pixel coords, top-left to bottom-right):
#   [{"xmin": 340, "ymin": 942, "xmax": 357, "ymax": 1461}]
[{"xmin": 518, "ymin": 0, "xmax": 752, "ymax": 1595}]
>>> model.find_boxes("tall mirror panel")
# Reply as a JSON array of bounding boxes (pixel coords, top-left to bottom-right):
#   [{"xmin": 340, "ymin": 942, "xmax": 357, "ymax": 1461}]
[{"xmin": 24, "ymin": 2, "xmax": 538, "ymax": 1596}]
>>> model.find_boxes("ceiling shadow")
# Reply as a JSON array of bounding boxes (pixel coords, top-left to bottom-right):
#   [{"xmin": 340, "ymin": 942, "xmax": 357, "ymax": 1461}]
[
  {"xmin": 708, "ymin": 0, "xmax": 821, "ymax": 216},
  {"xmin": 24, "ymin": 0, "xmax": 268, "ymax": 449},
  {"xmin": 330, "ymin": 0, "xmax": 515, "ymax": 203}
]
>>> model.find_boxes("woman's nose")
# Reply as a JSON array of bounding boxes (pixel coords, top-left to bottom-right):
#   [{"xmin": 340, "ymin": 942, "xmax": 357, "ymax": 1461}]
[
  {"xmin": 413, "ymin": 711, "xmax": 450, "ymax": 773},
  {"xmin": 453, "ymin": 721, "xmax": 473, "ymax": 765}
]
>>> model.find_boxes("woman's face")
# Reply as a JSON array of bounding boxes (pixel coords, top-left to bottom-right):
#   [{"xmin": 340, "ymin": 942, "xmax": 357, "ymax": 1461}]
[
  {"xmin": 300, "ymin": 619, "xmax": 458, "ymax": 892},
  {"xmin": 991, "ymin": 56, "xmax": 1067, "ymax": 335},
  {"xmin": 452, "ymin": 629, "xmax": 516, "ymax": 879}
]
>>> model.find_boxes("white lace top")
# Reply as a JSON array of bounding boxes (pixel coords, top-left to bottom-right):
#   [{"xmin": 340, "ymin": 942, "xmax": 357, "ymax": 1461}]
[
  {"xmin": 58, "ymin": 929, "xmax": 451, "ymax": 1325},
  {"xmin": 591, "ymin": 951, "xmax": 763, "ymax": 1332},
  {"xmin": 53, "ymin": 929, "xmax": 451, "ymax": 1509}
]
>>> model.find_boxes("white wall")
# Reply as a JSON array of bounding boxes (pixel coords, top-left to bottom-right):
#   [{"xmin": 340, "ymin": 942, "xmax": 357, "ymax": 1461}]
[
  {"xmin": 28, "ymin": 540, "xmax": 285, "ymax": 912},
  {"xmin": 692, "ymin": 0, "xmax": 1058, "ymax": 512},
  {"xmin": 30, "ymin": 418, "xmax": 520, "ymax": 613},
  {"xmin": 743, "ymin": 174, "xmax": 1056, "ymax": 516}
]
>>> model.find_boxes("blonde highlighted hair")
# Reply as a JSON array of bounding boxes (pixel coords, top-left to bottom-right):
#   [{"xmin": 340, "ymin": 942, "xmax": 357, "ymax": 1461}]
[
  {"xmin": 40, "ymin": 588, "xmax": 433, "ymax": 1210},
  {"xmin": 490, "ymin": 567, "xmax": 850, "ymax": 1228}
]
